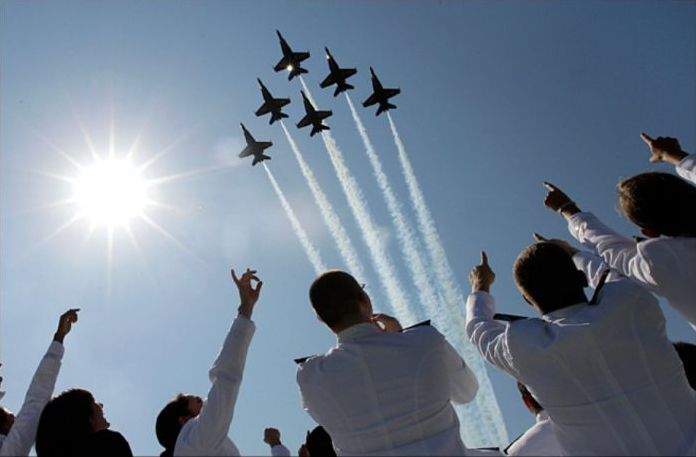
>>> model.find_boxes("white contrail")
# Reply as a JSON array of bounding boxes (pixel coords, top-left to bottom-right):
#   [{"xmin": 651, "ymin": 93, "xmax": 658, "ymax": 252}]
[
  {"xmin": 387, "ymin": 112, "xmax": 509, "ymax": 447},
  {"xmin": 263, "ymin": 163, "xmax": 326, "ymax": 274},
  {"xmin": 345, "ymin": 94, "xmax": 440, "ymax": 320},
  {"xmin": 280, "ymin": 121, "xmax": 366, "ymax": 281},
  {"xmin": 298, "ymin": 78, "xmax": 416, "ymax": 324}
]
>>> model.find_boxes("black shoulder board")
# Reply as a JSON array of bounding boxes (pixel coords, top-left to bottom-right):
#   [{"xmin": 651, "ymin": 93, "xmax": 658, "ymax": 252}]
[
  {"xmin": 294, "ymin": 355, "xmax": 315, "ymax": 365},
  {"xmin": 401, "ymin": 319, "xmax": 431, "ymax": 331},
  {"xmin": 493, "ymin": 313, "xmax": 528, "ymax": 322}
]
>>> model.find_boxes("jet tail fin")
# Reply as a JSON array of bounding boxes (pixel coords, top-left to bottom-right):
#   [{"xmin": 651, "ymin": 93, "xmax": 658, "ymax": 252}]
[
  {"xmin": 270, "ymin": 112, "xmax": 289, "ymax": 124},
  {"xmin": 310, "ymin": 124, "xmax": 330, "ymax": 137},
  {"xmin": 252, "ymin": 154, "xmax": 272, "ymax": 166},
  {"xmin": 376, "ymin": 103, "xmax": 397, "ymax": 116},
  {"xmin": 334, "ymin": 83, "xmax": 354, "ymax": 97}
]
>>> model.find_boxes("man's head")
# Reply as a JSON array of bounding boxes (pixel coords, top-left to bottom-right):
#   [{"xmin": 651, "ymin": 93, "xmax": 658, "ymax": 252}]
[
  {"xmin": 618, "ymin": 172, "xmax": 696, "ymax": 237},
  {"xmin": 0, "ymin": 407, "xmax": 14, "ymax": 435},
  {"xmin": 513, "ymin": 242, "xmax": 588, "ymax": 314},
  {"xmin": 155, "ymin": 394, "xmax": 203, "ymax": 452},
  {"xmin": 517, "ymin": 382, "xmax": 543, "ymax": 416},
  {"xmin": 35, "ymin": 388, "xmax": 109, "ymax": 455},
  {"xmin": 309, "ymin": 270, "xmax": 372, "ymax": 333},
  {"xmin": 305, "ymin": 425, "xmax": 336, "ymax": 457}
]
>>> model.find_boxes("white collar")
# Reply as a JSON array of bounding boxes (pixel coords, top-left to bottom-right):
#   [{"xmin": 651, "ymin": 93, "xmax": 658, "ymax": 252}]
[{"xmin": 337, "ymin": 323, "xmax": 379, "ymax": 343}]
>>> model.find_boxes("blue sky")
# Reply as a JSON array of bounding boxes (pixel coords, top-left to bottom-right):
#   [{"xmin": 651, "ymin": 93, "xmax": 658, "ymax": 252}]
[{"xmin": 1, "ymin": 1, "xmax": 695, "ymax": 455}]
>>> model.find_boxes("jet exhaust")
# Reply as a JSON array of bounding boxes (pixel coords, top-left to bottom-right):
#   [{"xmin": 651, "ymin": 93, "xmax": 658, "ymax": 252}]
[
  {"xmin": 280, "ymin": 121, "xmax": 366, "ymax": 281},
  {"xmin": 386, "ymin": 112, "xmax": 509, "ymax": 447},
  {"xmin": 263, "ymin": 163, "xmax": 325, "ymax": 274}
]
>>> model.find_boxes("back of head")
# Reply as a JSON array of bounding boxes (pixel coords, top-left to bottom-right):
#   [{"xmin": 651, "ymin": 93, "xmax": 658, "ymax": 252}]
[
  {"xmin": 513, "ymin": 242, "xmax": 587, "ymax": 314},
  {"xmin": 618, "ymin": 172, "xmax": 696, "ymax": 237},
  {"xmin": 674, "ymin": 341, "xmax": 696, "ymax": 390},
  {"xmin": 306, "ymin": 426, "xmax": 336, "ymax": 457},
  {"xmin": 309, "ymin": 270, "xmax": 365, "ymax": 329},
  {"xmin": 35, "ymin": 388, "xmax": 94, "ymax": 456},
  {"xmin": 0, "ymin": 407, "xmax": 12, "ymax": 435},
  {"xmin": 156, "ymin": 394, "xmax": 190, "ymax": 456}
]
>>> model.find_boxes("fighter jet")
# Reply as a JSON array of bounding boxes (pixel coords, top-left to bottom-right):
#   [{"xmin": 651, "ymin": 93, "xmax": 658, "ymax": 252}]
[
  {"xmin": 296, "ymin": 91, "xmax": 332, "ymax": 137},
  {"xmin": 238, "ymin": 123, "xmax": 272, "ymax": 166},
  {"xmin": 362, "ymin": 67, "xmax": 401, "ymax": 116},
  {"xmin": 255, "ymin": 79, "xmax": 290, "ymax": 125},
  {"xmin": 273, "ymin": 30, "xmax": 310, "ymax": 80},
  {"xmin": 319, "ymin": 47, "xmax": 357, "ymax": 97}
]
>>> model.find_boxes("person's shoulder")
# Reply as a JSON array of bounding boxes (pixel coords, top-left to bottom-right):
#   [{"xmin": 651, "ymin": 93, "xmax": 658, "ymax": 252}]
[{"xmin": 89, "ymin": 429, "xmax": 133, "ymax": 456}]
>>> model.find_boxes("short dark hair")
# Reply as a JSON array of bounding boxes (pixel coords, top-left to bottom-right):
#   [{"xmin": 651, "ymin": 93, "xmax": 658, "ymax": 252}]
[
  {"xmin": 36, "ymin": 388, "xmax": 95, "ymax": 456},
  {"xmin": 156, "ymin": 394, "xmax": 190, "ymax": 456},
  {"xmin": 513, "ymin": 242, "xmax": 586, "ymax": 314},
  {"xmin": 674, "ymin": 341, "xmax": 696, "ymax": 390},
  {"xmin": 306, "ymin": 426, "xmax": 336, "ymax": 457},
  {"xmin": 618, "ymin": 172, "xmax": 696, "ymax": 237},
  {"xmin": 517, "ymin": 382, "xmax": 543, "ymax": 415},
  {"xmin": 0, "ymin": 407, "xmax": 11, "ymax": 434},
  {"xmin": 309, "ymin": 270, "xmax": 365, "ymax": 328}
]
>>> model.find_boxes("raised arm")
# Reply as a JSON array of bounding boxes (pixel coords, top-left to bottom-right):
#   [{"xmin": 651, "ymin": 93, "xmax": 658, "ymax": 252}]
[
  {"xmin": 465, "ymin": 253, "xmax": 518, "ymax": 377},
  {"xmin": 181, "ymin": 269, "xmax": 261, "ymax": 451},
  {"xmin": 0, "ymin": 309, "xmax": 79, "ymax": 457}
]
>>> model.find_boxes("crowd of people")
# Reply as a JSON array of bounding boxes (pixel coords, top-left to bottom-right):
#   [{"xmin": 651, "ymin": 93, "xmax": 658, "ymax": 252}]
[{"xmin": 1, "ymin": 132, "xmax": 695, "ymax": 456}]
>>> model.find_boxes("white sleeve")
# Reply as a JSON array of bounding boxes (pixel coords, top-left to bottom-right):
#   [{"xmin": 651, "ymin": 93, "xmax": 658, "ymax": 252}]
[
  {"xmin": 0, "ymin": 341, "xmax": 64, "ymax": 457},
  {"xmin": 572, "ymin": 250, "xmax": 623, "ymax": 289},
  {"xmin": 465, "ymin": 292, "xmax": 518, "ymax": 377},
  {"xmin": 567, "ymin": 212, "xmax": 658, "ymax": 289},
  {"xmin": 271, "ymin": 444, "xmax": 291, "ymax": 457},
  {"xmin": 676, "ymin": 154, "xmax": 696, "ymax": 184},
  {"xmin": 442, "ymin": 338, "xmax": 478, "ymax": 404},
  {"xmin": 179, "ymin": 315, "xmax": 255, "ymax": 452}
]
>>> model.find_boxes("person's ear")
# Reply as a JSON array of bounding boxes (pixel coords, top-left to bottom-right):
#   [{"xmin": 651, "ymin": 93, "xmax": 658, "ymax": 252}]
[{"xmin": 641, "ymin": 228, "xmax": 660, "ymax": 238}]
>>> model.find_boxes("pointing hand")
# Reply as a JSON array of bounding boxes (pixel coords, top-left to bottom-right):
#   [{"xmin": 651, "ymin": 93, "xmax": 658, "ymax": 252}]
[
  {"xmin": 54, "ymin": 308, "xmax": 80, "ymax": 344},
  {"xmin": 469, "ymin": 251, "xmax": 496, "ymax": 293},
  {"xmin": 640, "ymin": 132, "xmax": 687, "ymax": 165},
  {"xmin": 232, "ymin": 268, "xmax": 263, "ymax": 318},
  {"xmin": 543, "ymin": 182, "xmax": 580, "ymax": 218}
]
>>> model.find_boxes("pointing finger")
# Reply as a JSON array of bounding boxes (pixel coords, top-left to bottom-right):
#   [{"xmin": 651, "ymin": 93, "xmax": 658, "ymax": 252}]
[
  {"xmin": 231, "ymin": 269, "xmax": 239, "ymax": 285},
  {"xmin": 543, "ymin": 181, "xmax": 557, "ymax": 191},
  {"xmin": 481, "ymin": 251, "xmax": 488, "ymax": 266},
  {"xmin": 640, "ymin": 132, "xmax": 654, "ymax": 146},
  {"xmin": 533, "ymin": 232, "xmax": 548, "ymax": 242}
]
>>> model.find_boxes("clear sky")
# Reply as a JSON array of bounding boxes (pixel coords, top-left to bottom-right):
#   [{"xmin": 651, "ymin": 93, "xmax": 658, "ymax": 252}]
[{"xmin": 1, "ymin": 1, "xmax": 695, "ymax": 455}]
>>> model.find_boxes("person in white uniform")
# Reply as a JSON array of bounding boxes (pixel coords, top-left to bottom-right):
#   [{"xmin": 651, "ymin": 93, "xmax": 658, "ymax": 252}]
[
  {"xmin": 155, "ymin": 268, "xmax": 266, "ymax": 457},
  {"xmin": 640, "ymin": 132, "xmax": 696, "ymax": 183},
  {"xmin": 296, "ymin": 270, "xmax": 479, "ymax": 456},
  {"xmin": 262, "ymin": 427, "xmax": 291, "ymax": 457},
  {"xmin": 505, "ymin": 383, "xmax": 562, "ymax": 456},
  {"xmin": 466, "ymin": 244, "xmax": 696, "ymax": 456},
  {"xmin": 544, "ymin": 163, "xmax": 696, "ymax": 330},
  {"xmin": 0, "ymin": 309, "xmax": 79, "ymax": 456}
]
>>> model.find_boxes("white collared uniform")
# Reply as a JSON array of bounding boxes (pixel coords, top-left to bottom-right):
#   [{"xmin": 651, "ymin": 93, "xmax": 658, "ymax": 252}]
[
  {"xmin": 297, "ymin": 323, "xmax": 479, "ymax": 456},
  {"xmin": 567, "ymin": 211, "xmax": 696, "ymax": 331},
  {"xmin": 466, "ymin": 254, "xmax": 696, "ymax": 456},
  {"xmin": 0, "ymin": 341, "xmax": 64, "ymax": 456},
  {"xmin": 174, "ymin": 315, "xmax": 255, "ymax": 456},
  {"xmin": 505, "ymin": 411, "xmax": 562, "ymax": 456},
  {"xmin": 676, "ymin": 154, "xmax": 696, "ymax": 183}
]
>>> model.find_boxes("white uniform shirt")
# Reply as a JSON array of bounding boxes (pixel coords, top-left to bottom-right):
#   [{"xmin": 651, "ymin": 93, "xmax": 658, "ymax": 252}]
[
  {"xmin": 505, "ymin": 411, "xmax": 562, "ymax": 456},
  {"xmin": 568, "ymin": 211, "xmax": 696, "ymax": 331},
  {"xmin": 174, "ymin": 315, "xmax": 255, "ymax": 456},
  {"xmin": 297, "ymin": 323, "xmax": 479, "ymax": 456},
  {"xmin": 466, "ymin": 256, "xmax": 696, "ymax": 456},
  {"xmin": 676, "ymin": 154, "xmax": 696, "ymax": 183},
  {"xmin": 270, "ymin": 444, "xmax": 291, "ymax": 456},
  {"xmin": 0, "ymin": 341, "xmax": 64, "ymax": 456}
]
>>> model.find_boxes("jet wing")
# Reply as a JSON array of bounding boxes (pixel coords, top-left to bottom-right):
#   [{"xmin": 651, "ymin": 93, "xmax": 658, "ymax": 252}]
[
  {"xmin": 274, "ymin": 57, "xmax": 289, "ymax": 72},
  {"xmin": 340, "ymin": 68, "xmax": 357, "ymax": 79},
  {"xmin": 239, "ymin": 145, "xmax": 254, "ymax": 158},
  {"xmin": 277, "ymin": 98, "xmax": 291, "ymax": 108},
  {"xmin": 296, "ymin": 115, "xmax": 312, "ymax": 128},
  {"xmin": 362, "ymin": 94, "xmax": 378, "ymax": 107},
  {"xmin": 255, "ymin": 103, "xmax": 271, "ymax": 116},
  {"xmin": 243, "ymin": 128, "xmax": 256, "ymax": 145},
  {"xmin": 320, "ymin": 74, "xmax": 336, "ymax": 88},
  {"xmin": 294, "ymin": 51, "xmax": 310, "ymax": 62},
  {"xmin": 258, "ymin": 141, "xmax": 273, "ymax": 150},
  {"xmin": 384, "ymin": 88, "xmax": 401, "ymax": 97},
  {"xmin": 317, "ymin": 110, "xmax": 332, "ymax": 120}
]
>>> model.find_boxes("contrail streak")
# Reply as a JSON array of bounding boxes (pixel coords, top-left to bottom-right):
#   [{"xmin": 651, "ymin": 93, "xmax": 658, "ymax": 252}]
[
  {"xmin": 280, "ymin": 121, "xmax": 366, "ymax": 281},
  {"xmin": 345, "ymin": 94, "xmax": 439, "ymax": 319},
  {"xmin": 298, "ymin": 77, "xmax": 416, "ymax": 323},
  {"xmin": 263, "ymin": 163, "xmax": 326, "ymax": 274},
  {"xmin": 387, "ymin": 112, "xmax": 508, "ymax": 447}
]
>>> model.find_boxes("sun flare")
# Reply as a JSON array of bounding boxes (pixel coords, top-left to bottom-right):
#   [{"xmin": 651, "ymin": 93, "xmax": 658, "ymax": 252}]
[{"xmin": 72, "ymin": 158, "xmax": 149, "ymax": 227}]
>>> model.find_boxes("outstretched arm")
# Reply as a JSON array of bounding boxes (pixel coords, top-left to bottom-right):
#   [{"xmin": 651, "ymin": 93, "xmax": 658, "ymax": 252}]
[
  {"xmin": 465, "ymin": 253, "xmax": 518, "ymax": 378},
  {"xmin": 181, "ymin": 269, "xmax": 261, "ymax": 452},
  {"xmin": 0, "ymin": 309, "xmax": 79, "ymax": 457}
]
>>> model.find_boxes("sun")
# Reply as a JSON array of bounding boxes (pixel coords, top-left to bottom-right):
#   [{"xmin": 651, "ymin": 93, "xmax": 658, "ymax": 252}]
[{"xmin": 72, "ymin": 158, "xmax": 149, "ymax": 227}]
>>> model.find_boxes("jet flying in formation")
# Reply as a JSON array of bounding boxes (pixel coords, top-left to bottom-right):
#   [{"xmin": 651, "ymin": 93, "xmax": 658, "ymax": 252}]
[
  {"xmin": 319, "ymin": 47, "xmax": 357, "ymax": 97},
  {"xmin": 238, "ymin": 123, "xmax": 273, "ymax": 166},
  {"xmin": 296, "ymin": 91, "xmax": 332, "ymax": 137},
  {"xmin": 255, "ymin": 78, "xmax": 290, "ymax": 125},
  {"xmin": 273, "ymin": 30, "xmax": 310, "ymax": 80},
  {"xmin": 362, "ymin": 67, "xmax": 401, "ymax": 116}
]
